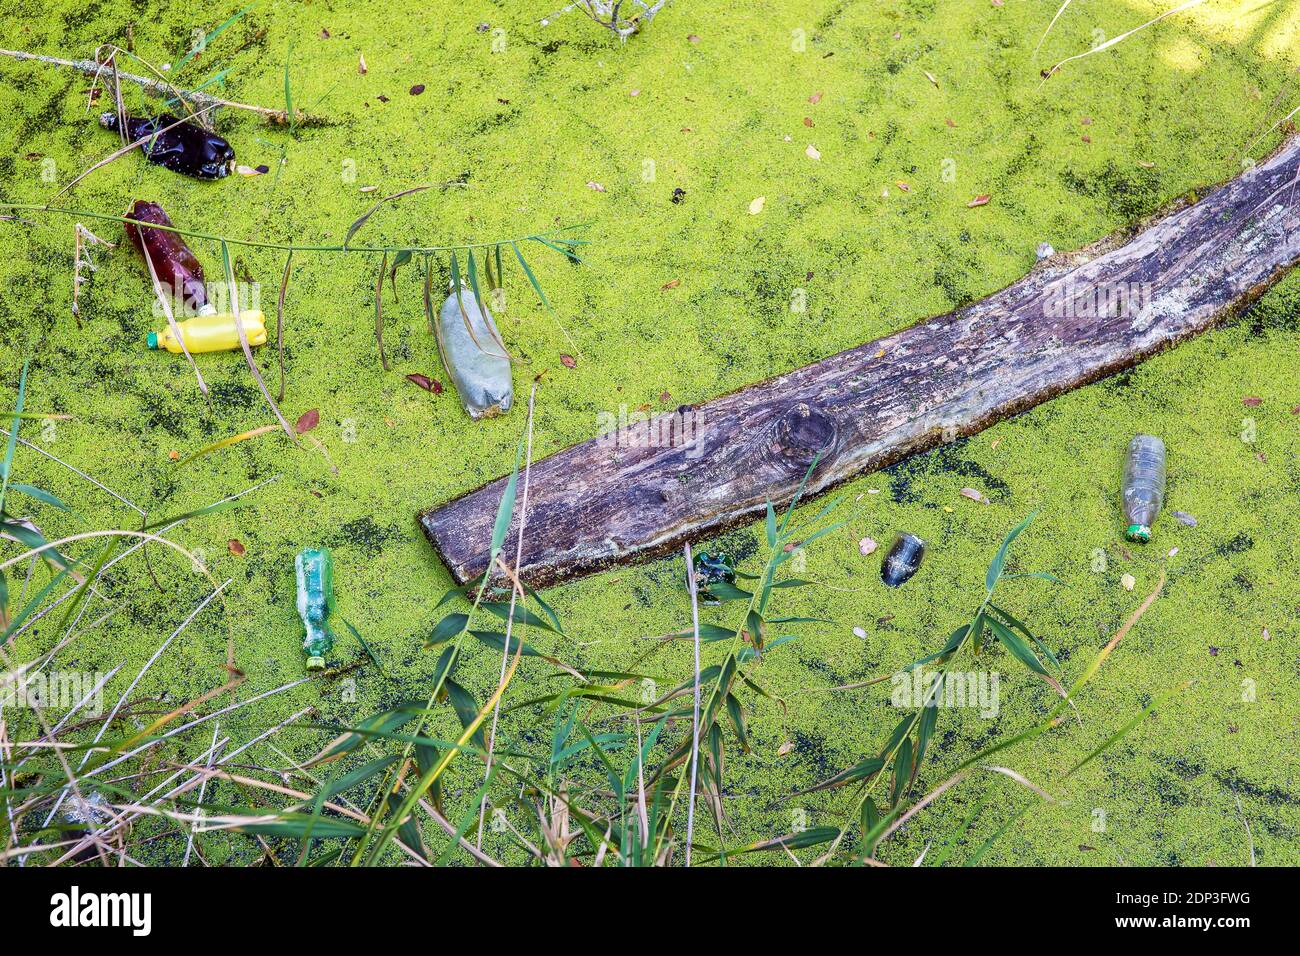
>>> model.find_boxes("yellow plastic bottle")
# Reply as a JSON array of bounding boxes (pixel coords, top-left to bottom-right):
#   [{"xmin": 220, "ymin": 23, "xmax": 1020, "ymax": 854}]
[{"xmin": 147, "ymin": 310, "xmax": 268, "ymax": 353}]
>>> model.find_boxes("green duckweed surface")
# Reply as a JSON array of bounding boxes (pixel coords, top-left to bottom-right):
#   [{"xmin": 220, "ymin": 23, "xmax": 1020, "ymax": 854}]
[{"xmin": 1, "ymin": 0, "xmax": 1298, "ymax": 865}]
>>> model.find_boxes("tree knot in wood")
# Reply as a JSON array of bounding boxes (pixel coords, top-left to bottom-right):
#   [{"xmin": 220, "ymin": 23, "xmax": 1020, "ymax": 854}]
[{"xmin": 772, "ymin": 401, "xmax": 837, "ymax": 472}]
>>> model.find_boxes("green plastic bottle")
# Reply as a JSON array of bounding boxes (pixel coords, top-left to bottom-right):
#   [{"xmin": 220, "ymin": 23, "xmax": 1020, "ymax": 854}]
[{"xmin": 295, "ymin": 548, "xmax": 335, "ymax": 670}]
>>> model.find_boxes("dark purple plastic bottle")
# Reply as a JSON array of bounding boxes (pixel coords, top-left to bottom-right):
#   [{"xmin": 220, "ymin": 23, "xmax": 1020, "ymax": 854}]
[
  {"xmin": 100, "ymin": 112, "xmax": 235, "ymax": 180},
  {"xmin": 124, "ymin": 201, "xmax": 212, "ymax": 316}
]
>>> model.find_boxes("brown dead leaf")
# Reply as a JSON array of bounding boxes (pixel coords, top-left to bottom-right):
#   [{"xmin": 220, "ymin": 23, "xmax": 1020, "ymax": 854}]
[
  {"xmin": 945, "ymin": 117, "xmax": 956, "ymax": 127},
  {"xmin": 295, "ymin": 408, "xmax": 320, "ymax": 434},
  {"xmin": 228, "ymin": 539, "xmax": 246, "ymax": 556},
  {"xmin": 409, "ymin": 84, "xmax": 425, "ymax": 96},
  {"xmin": 358, "ymin": 54, "xmax": 368, "ymax": 75},
  {"xmin": 808, "ymin": 91, "xmax": 823, "ymax": 104},
  {"xmin": 586, "ymin": 181, "xmax": 606, "ymax": 192},
  {"xmin": 777, "ymin": 741, "xmax": 795, "ymax": 757},
  {"xmin": 896, "ymin": 181, "xmax": 910, "ymax": 191},
  {"xmin": 803, "ymin": 116, "xmax": 814, "ymax": 127},
  {"xmin": 659, "ymin": 390, "xmax": 672, "ymax": 402},
  {"xmin": 661, "ymin": 278, "xmax": 681, "ymax": 290},
  {"xmin": 560, "ymin": 354, "xmax": 577, "ymax": 369},
  {"xmin": 924, "ymin": 70, "xmax": 939, "ymax": 88},
  {"xmin": 967, "ymin": 194, "xmax": 991, "ymax": 207},
  {"xmin": 960, "ymin": 487, "xmax": 990, "ymax": 505},
  {"xmin": 1242, "ymin": 396, "xmax": 1262, "ymax": 407},
  {"xmin": 406, "ymin": 373, "xmax": 443, "ymax": 394}
]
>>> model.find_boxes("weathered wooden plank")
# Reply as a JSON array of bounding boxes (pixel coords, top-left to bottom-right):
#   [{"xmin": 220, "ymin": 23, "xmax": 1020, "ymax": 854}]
[{"xmin": 421, "ymin": 136, "xmax": 1300, "ymax": 589}]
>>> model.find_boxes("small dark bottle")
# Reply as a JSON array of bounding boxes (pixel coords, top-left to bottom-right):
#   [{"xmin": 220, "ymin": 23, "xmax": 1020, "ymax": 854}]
[
  {"xmin": 124, "ymin": 200, "xmax": 213, "ymax": 316},
  {"xmin": 881, "ymin": 533, "xmax": 925, "ymax": 587},
  {"xmin": 100, "ymin": 112, "xmax": 235, "ymax": 180}
]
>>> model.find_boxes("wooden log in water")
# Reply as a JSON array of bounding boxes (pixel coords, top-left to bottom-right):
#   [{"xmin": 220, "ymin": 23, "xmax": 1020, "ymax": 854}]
[{"xmin": 421, "ymin": 135, "xmax": 1300, "ymax": 589}]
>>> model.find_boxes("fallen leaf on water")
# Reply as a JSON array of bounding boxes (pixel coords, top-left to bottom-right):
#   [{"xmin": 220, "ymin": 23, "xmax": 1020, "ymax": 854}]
[
  {"xmin": 295, "ymin": 409, "xmax": 320, "ymax": 434},
  {"xmin": 1081, "ymin": 116, "xmax": 1093, "ymax": 125},
  {"xmin": 858, "ymin": 536, "xmax": 878, "ymax": 556},
  {"xmin": 853, "ymin": 626, "xmax": 867, "ymax": 639},
  {"xmin": 1137, "ymin": 160, "xmax": 1155, "ymax": 168},
  {"xmin": 236, "ymin": 164, "xmax": 266, "ymax": 176},
  {"xmin": 803, "ymin": 117, "xmax": 814, "ymax": 127},
  {"xmin": 748, "ymin": 196, "xmax": 766, "ymax": 214},
  {"xmin": 228, "ymin": 539, "xmax": 246, "ymax": 556},
  {"xmin": 360, "ymin": 185, "xmax": 378, "ymax": 193},
  {"xmin": 406, "ymin": 373, "xmax": 443, "ymax": 394},
  {"xmin": 560, "ymin": 354, "xmax": 577, "ymax": 369},
  {"xmin": 687, "ymin": 34, "xmax": 700, "ymax": 44},
  {"xmin": 960, "ymin": 487, "xmax": 990, "ymax": 504},
  {"xmin": 967, "ymin": 194, "xmax": 991, "ymax": 207},
  {"xmin": 1262, "ymin": 627, "xmax": 1271, "ymax": 641},
  {"xmin": 991, "ymin": 0, "xmax": 1004, "ymax": 6},
  {"xmin": 806, "ymin": 143, "xmax": 821, "ymax": 160},
  {"xmin": 1292, "ymin": 405, "xmax": 1300, "ymax": 415},
  {"xmin": 945, "ymin": 117, "xmax": 956, "ymax": 127},
  {"xmin": 409, "ymin": 84, "xmax": 425, "ymax": 96},
  {"xmin": 896, "ymin": 181, "xmax": 910, "ymax": 191},
  {"xmin": 358, "ymin": 54, "xmax": 368, "ymax": 75},
  {"xmin": 168, "ymin": 450, "xmax": 179, "ymax": 461},
  {"xmin": 1121, "ymin": 573, "xmax": 1136, "ymax": 592},
  {"xmin": 777, "ymin": 741, "xmax": 795, "ymax": 757},
  {"xmin": 1081, "ymin": 134, "xmax": 1091, "ymax": 143},
  {"xmin": 1242, "ymin": 396, "xmax": 1262, "ymax": 407},
  {"xmin": 1171, "ymin": 511, "xmax": 1198, "ymax": 527},
  {"xmin": 924, "ymin": 70, "xmax": 939, "ymax": 88},
  {"xmin": 629, "ymin": 88, "xmax": 640, "ymax": 97},
  {"xmin": 659, "ymin": 390, "xmax": 672, "ymax": 402},
  {"xmin": 661, "ymin": 278, "xmax": 681, "ymax": 290},
  {"xmin": 586, "ymin": 181, "xmax": 606, "ymax": 192},
  {"xmin": 808, "ymin": 91, "xmax": 823, "ymax": 104}
]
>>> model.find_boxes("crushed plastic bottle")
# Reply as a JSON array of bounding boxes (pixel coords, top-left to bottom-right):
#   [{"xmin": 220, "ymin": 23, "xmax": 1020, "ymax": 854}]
[
  {"xmin": 100, "ymin": 112, "xmax": 235, "ymax": 179},
  {"xmin": 147, "ymin": 310, "xmax": 267, "ymax": 353},
  {"xmin": 125, "ymin": 200, "xmax": 212, "ymax": 315},
  {"xmin": 688, "ymin": 550, "xmax": 735, "ymax": 605},
  {"xmin": 295, "ymin": 548, "xmax": 335, "ymax": 671},
  {"xmin": 881, "ymin": 532, "xmax": 925, "ymax": 587},
  {"xmin": 437, "ymin": 284, "xmax": 513, "ymax": 418},
  {"xmin": 1122, "ymin": 434, "xmax": 1166, "ymax": 543}
]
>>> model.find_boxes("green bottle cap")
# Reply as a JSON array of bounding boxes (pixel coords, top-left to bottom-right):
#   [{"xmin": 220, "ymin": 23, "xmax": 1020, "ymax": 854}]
[
  {"xmin": 146, "ymin": 331, "xmax": 159, "ymax": 349},
  {"xmin": 306, "ymin": 655, "xmax": 326, "ymax": 671},
  {"xmin": 1126, "ymin": 524, "xmax": 1151, "ymax": 543}
]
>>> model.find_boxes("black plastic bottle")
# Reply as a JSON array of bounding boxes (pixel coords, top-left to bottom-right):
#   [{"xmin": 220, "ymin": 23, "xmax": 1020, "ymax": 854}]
[
  {"xmin": 100, "ymin": 112, "xmax": 235, "ymax": 180},
  {"xmin": 881, "ymin": 533, "xmax": 926, "ymax": 587}
]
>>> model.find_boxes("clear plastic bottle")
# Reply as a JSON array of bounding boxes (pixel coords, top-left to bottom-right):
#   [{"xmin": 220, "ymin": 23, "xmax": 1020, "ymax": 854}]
[
  {"xmin": 296, "ymin": 548, "xmax": 335, "ymax": 671},
  {"xmin": 1122, "ymin": 435, "xmax": 1166, "ymax": 543},
  {"xmin": 437, "ymin": 283, "xmax": 513, "ymax": 419}
]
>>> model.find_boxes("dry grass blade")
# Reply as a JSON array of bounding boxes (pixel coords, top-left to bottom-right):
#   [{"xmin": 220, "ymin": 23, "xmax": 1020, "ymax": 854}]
[
  {"xmin": 276, "ymin": 249, "xmax": 293, "ymax": 402},
  {"xmin": 1041, "ymin": 0, "xmax": 1208, "ymax": 81},
  {"xmin": 475, "ymin": 381, "xmax": 539, "ymax": 848},
  {"xmin": 48, "ymin": 103, "xmax": 220, "ymax": 203},
  {"xmin": 981, "ymin": 765, "xmax": 1056, "ymax": 802},
  {"xmin": 684, "ymin": 540, "xmax": 702, "ymax": 867},
  {"xmin": 221, "ymin": 241, "xmax": 299, "ymax": 443},
  {"xmin": 1034, "ymin": 0, "xmax": 1074, "ymax": 54},
  {"xmin": 140, "ymin": 238, "xmax": 207, "ymax": 397}
]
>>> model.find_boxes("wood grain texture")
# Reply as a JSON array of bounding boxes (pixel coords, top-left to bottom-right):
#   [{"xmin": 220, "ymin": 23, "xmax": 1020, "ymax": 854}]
[{"xmin": 421, "ymin": 136, "xmax": 1300, "ymax": 589}]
